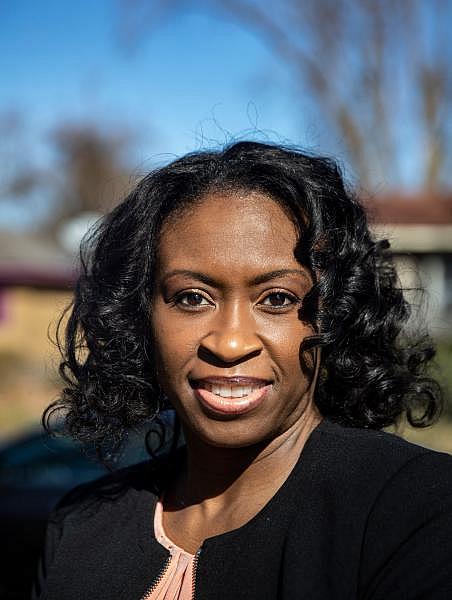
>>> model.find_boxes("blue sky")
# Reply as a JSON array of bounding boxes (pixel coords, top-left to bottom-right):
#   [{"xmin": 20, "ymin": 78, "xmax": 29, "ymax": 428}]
[
  {"xmin": 0, "ymin": 0, "xmax": 298, "ymax": 144},
  {"xmin": 0, "ymin": 7, "xmax": 295, "ymax": 153},
  {"xmin": 1, "ymin": 1, "xmax": 449, "ymax": 229},
  {"xmin": 1, "ymin": 1, "xmax": 309, "ymax": 229}
]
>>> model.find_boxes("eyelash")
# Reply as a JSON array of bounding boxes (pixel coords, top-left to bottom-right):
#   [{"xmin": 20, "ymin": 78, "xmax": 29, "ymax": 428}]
[
  {"xmin": 172, "ymin": 290, "xmax": 300, "ymax": 311},
  {"xmin": 173, "ymin": 291, "xmax": 212, "ymax": 309},
  {"xmin": 260, "ymin": 292, "xmax": 300, "ymax": 309}
]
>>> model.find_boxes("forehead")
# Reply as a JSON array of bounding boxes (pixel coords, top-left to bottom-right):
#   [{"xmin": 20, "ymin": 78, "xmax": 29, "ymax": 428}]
[{"xmin": 156, "ymin": 192, "xmax": 301, "ymax": 276}]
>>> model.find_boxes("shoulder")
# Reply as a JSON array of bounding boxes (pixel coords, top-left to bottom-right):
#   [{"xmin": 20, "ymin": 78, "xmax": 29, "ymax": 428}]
[
  {"xmin": 51, "ymin": 447, "xmax": 182, "ymax": 528},
  {"xmin": 32, "ymin": 454, "xmax": 179, "ymax": 599},
  {"xmin": 32, "ymin": 459, "xmax": 159, "ymax": 599},
  {"xmin": 342, "ymin": 432, "xmax": 452, "ymax": 596},
  {"xmin": 312, "ymin": 417, "xmax": 452, "ymax": 481},
  {"xmin": 48, "ymin": 460, "xmax": 154, "ymax": 529},
  {"xmin": 305, "ymin": 418, "xmax": 452, "ymax": 518},
  {"xmin": 311, "ymin": 420, "xmax": 452, "ymax": 596}
]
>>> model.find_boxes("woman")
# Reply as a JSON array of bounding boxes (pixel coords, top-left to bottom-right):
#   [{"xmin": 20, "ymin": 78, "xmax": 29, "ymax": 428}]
[{"xmin": 33, "ymin": 141, "xmax": 452, "ymax": 599}]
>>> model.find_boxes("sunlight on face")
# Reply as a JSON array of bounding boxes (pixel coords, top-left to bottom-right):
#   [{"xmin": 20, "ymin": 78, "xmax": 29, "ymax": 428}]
[{"xmin": 151, "ymin": 191, "xmax": 319, "ymax": 448}]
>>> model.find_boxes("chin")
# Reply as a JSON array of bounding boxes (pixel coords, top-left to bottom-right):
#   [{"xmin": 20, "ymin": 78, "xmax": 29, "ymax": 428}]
[{"xmin": 185, "ymin": 416, "xmax": 279, "ymax": 450}]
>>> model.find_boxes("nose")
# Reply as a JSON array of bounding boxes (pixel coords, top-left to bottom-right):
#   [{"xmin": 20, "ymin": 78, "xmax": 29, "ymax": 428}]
[{"xmin": 199, "ymin": 302, "xmax": 262, "ymax": 364}]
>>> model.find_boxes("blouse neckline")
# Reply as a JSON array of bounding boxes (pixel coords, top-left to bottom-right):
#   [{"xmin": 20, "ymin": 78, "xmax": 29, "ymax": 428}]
[{"xmin": 152, "ymin": 417, "xmax": 327, "ymax": 550}]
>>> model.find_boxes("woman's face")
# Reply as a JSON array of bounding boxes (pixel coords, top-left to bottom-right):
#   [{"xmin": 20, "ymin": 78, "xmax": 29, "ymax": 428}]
[{"xmin": 151, "ymin": 191, "xmax": 319, "ymax": 448}]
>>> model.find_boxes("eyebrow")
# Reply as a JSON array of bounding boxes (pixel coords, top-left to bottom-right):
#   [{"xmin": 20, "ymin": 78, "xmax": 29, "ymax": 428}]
[{"xmin": 162, "ymin": 269, "xmax": 310, "ymax": 287}]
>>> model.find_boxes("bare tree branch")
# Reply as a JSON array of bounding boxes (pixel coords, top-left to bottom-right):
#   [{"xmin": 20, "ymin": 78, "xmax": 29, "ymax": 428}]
[{"xmin": 116, "ymin": 0, "xmax": 452, "ymax": 189}]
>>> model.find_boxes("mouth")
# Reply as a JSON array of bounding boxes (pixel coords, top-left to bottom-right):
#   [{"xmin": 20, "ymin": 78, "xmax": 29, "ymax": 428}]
[{"xmin": 190, "ymin": 377, "xmax": 272, "ymax": 416}]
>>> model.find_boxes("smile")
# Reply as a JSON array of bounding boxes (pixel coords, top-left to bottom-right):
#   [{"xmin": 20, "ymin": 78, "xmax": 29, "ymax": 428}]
[
  {"xmin": 190, "ymin": 377, "xmax": 272, "ymax": 415},
  {"xmin": 201, "ymin": 382, "xmax": 266, "ymax": 398}
]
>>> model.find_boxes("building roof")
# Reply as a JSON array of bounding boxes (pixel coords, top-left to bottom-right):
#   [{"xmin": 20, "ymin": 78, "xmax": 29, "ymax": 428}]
[
  {"xmin": 365, "ymin": 193, "xmax": 452, "ymax": 225},
  {"xmin": 365, "ymin": 194, "xmax": 452, "ymax": 252},
  {"xmin": 2, "ymin": 194, "xmax": 452, "ymax": 287},
  {"xmin": 0, "ymin": 230, "xmax": 76, "ymax": 287}
]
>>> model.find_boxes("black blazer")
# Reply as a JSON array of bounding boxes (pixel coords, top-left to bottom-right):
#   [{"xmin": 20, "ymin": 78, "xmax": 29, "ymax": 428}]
[{"xmin": 32, "ymin": 418, "xmax": 452, "ymax": 599}]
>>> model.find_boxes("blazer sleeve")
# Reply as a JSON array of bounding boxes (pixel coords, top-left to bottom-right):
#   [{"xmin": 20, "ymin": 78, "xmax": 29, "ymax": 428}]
[
  {"xmin": 29, "ymin": 462, "xmax": 152, "ymax": 599},
  {"xmin": 30, "ymin": 478, "xmax": 96, "ymax": 599},
  {"xmin": 359, "ymin": 450, "xmax": 452, "ymax": 599},
  {"xmin": 30, "ymin": 506, "xmax": 65, "ymax": 600}
]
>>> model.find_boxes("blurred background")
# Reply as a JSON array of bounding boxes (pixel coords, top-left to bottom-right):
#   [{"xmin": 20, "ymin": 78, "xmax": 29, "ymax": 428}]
[{"xmin": 0, "ymin": 0, "xmax": 452, "ymax": 596}]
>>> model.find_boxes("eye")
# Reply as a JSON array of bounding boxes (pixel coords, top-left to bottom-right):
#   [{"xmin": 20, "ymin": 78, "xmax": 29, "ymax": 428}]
[
  {"xmin": 260, "ymin": 291, "xmax": 299, "ymax": 309},
  {"xmin": 175, "ymin": 291, "xmax": 212, "ymax": 309}
]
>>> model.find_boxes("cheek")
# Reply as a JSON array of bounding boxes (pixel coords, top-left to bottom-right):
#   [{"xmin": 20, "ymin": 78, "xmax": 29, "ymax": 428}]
[
  {"xmin": 271, "ymin": 321, "xmax": 314, "ymax": 360},
  {"xmin": 151, "ymin": 310, "xmax": 195, "ymax": 377},
  {"xmin": 269, "ymin": 324, "xmax": 317, "ymax": 389}
]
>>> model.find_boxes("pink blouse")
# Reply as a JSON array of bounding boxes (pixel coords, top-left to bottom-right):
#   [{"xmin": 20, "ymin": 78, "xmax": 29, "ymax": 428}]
[{"xmin": 144, "ymin": 500, "xmax": 196, "ymax": 600}]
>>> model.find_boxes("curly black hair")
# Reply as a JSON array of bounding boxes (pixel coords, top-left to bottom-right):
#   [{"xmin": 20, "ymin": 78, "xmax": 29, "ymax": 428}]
[{"xmin": 44, "ymin": 141, "xmax": 442, "ymax": 462}]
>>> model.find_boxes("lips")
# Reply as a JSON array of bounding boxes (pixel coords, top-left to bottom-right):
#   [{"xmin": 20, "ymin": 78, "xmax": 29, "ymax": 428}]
[{"xmin": 190, "ymin": 376, "xmax": 272, "ymax": 415}]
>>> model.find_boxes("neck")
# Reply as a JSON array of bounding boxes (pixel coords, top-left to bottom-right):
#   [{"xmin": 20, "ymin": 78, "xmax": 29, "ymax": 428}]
[{"xmin": 175, "ymin": 407, "xmax": 322, "ymax": 509}]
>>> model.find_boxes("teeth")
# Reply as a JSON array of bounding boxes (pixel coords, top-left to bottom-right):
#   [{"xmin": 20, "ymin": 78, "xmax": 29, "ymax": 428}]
[
  {"xmin": 204, "ymin": 383, "xmax": 264, "ymax": 398},
  {"xmin": 219, "ymin": 386, "xmax": 232, "ymax": 398}
]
